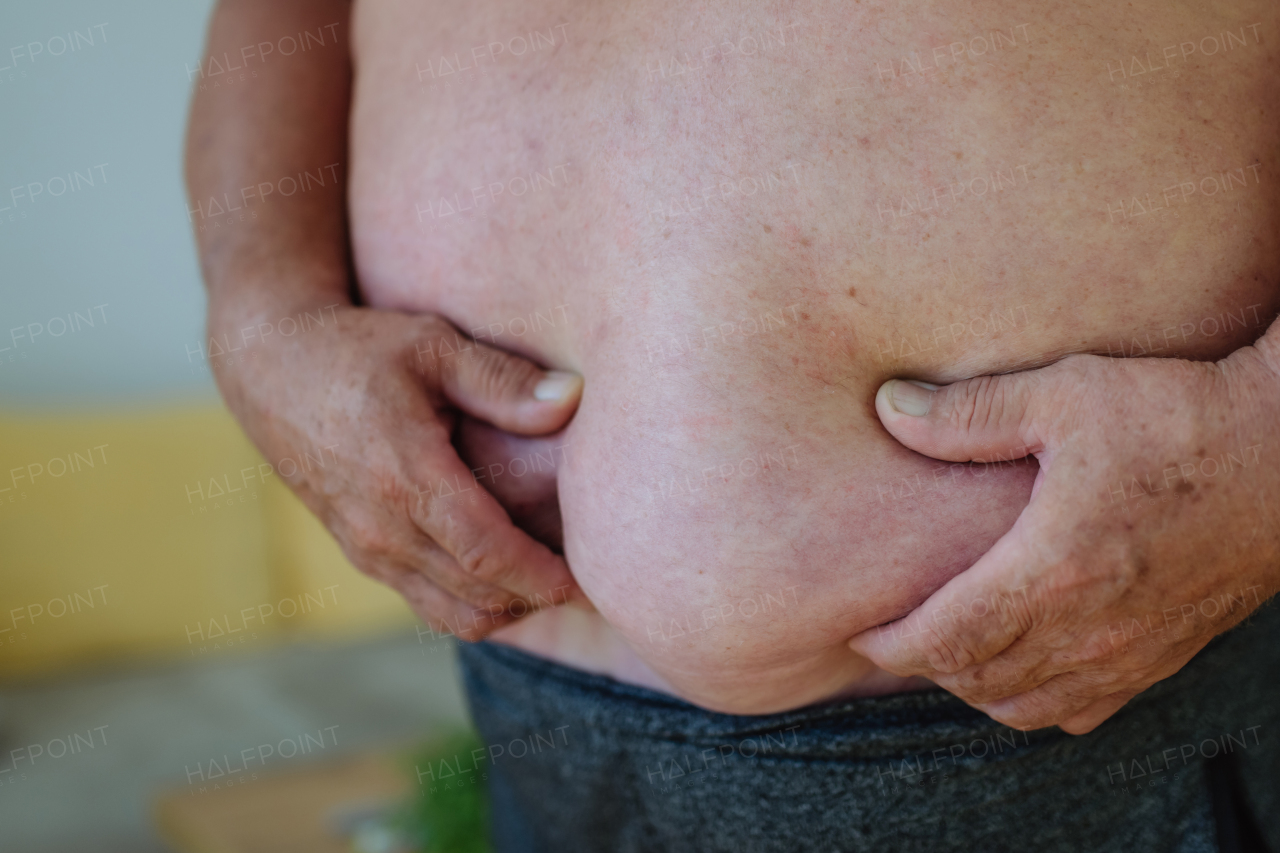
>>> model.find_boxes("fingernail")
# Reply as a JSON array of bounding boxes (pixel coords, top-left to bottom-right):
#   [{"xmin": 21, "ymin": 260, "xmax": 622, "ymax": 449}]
[
  {"xmin": 888, "ymin": 379, "xmax": 938, "ymax": 417},
  {"xmin": 534, "ymin": 370, "xmax": 581, "ymax": 402}
]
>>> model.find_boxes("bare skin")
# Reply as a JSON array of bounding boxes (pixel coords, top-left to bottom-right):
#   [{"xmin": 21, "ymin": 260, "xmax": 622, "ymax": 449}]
[
  {"xmin": 186, "ymin": 0, "xmax": 588, "ymax": 641},
  {"xmin": 189, "ymin": 0, "xmax": 1280, "ymax": 719},
  {"xmin": 348, "ymin": 0, "xmax": 1280, "ymax": 714},
  {"xmin": 851, "ymin": 339, "xmax": 1280, "ymax": 733}
]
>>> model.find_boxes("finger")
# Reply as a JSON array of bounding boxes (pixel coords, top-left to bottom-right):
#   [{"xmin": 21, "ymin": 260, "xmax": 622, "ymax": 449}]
[
  {"xmin": 1057, "ymin": 690, "xmax": 1140, "ymax": 736},
  {"xmin": 848, "ymin": 530, "xmax": 1037, "ymax": 676},
  {"xmin": 454, "ymin": 416, "xmax": 564, "ymax": 508},
  {"xmin": 874, "ymin": 367, "xmax": 1064, "ymax": 464},
  {"xmin": 454, "ymin": 416, "xmax": 567, "ymax": 551},
  {"xmin": 410, "ymin": 433, "xmax": 585, "ymax": 606},
  {"xmin": 413, "ymin": 535, "xmax": 575, "ymax": 618},
  {"xmin": 431, "ymin": 331, "xmax": 583, "ymax": 435},
  {"xmin": 929, "ymin": 611, "xmax": 1126, "ymax": 705},
  {"xmin": 977, "ymin": 669, "xmax": 1131, "ymax": 731},
  {"xmin": 386, "ymin": 566, "xmax": 515, "ymax": 642},
  {"xmin": 333, "ymin": 496, "xmax": 529, "ymax": 611},
  {"xmin": 930, "ymin": 654, "xmax": 1048, "ymax": 707},
  {"xmin": 409, "ymin": 535, "xmax": 529, "ymax": 611},
  {"xmin": 382, "ymin": 542, "xmax": 567, "ymax": 635}
]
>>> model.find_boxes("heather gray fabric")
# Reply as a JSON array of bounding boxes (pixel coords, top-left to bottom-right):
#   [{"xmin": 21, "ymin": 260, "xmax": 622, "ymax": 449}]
[{"xmin": 458, "ymin": 603, "xmax": 1279, "ymax": 853}]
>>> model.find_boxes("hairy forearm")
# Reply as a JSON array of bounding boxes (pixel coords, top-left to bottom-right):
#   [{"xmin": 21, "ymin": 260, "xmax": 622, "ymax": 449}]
[{"xmin": 184, "ymin": 0, "xmax": 353, "ymax": 329}]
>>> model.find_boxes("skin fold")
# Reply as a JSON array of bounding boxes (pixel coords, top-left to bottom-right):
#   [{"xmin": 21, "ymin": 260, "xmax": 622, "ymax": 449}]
[
  {"xmin": 190, "ymin": 0, "xmax": 1280, "ymax": 720},
  {"xmin": 349, "ymin": 0, "xmax": 1279, "ymax": 714}
]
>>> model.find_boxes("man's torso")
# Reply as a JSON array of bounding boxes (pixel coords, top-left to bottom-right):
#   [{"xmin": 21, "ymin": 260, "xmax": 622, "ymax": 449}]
[{"xmin": 348, "ymin": 0, "xmax": 1280, "ymax": 713}]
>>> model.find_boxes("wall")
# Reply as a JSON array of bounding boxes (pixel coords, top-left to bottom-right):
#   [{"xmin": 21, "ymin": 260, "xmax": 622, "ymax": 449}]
[{"xmin": 0, "ymin": 0, "xmax": 413, "ymax": 680}]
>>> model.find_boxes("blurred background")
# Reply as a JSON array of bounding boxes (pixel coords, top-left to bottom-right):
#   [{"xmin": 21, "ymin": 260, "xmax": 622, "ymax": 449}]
[{"xmin": 0, "ymin": 2, "xmax": 469, "ymax": 850}]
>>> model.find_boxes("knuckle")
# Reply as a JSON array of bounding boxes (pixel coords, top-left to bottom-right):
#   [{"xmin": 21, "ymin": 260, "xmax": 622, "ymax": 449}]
[
  {"xmin": 922, "ymin": 627, "xmax": 974, "ymax": 674},
  {"xmin": 404, "ymin": 478, "xmax": 443, "ymax": 531},
  {"xmin": 1075, "ymin": 629, "xmax": 1122, "ymax": 667},
  {"xmin": 469, "ymin": 345, "xmax": 540, "ymax": 398},
  {"xmin": 944, "ymin": 375, "xmax": 1014, "ymax": 447},
  {"xmin": 1040, "ymin": 557, "xmax": 1099, "ymax": 602},
  {"xmin": 954, "ymin": 669, "xmax": 1018, "ymax": 705},
  {"xmin": 383, "ymin": 468, "xmax": 456, "ymax": 547},
  {"xmin": 411, "ymin": 482, "xmax": 450, "ymax": 533},
  {"xmin": 413, "ymin": 495, "xmax": 520, "ymax": 588},
  {"xmin": 454, "ymin": 532, "xmax": 504, "ymax": 581},
  {"xmin": 375, "ymin": 466, "xmax": 421, "ymax": 517},
  {"xmin": 993, "ymin": 584, "xmax": 1039, "ymax": 639}
]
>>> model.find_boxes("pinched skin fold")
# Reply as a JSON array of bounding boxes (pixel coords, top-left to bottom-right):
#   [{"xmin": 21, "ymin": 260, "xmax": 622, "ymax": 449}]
[{"xmin": 349, "ymin": 0, "xmax": 1280, "ymax": 713}]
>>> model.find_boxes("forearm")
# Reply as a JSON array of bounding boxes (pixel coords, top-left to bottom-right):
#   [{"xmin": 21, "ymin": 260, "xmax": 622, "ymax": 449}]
[{"xmin": 184, "ymin": 0, "xmax": 353, "ymax": 330}]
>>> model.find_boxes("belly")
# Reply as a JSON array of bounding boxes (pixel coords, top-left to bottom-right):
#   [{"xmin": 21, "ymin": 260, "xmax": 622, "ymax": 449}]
[{"xmin": 348, "ymin": 0, "xmax": 1280, "ymax": 713}]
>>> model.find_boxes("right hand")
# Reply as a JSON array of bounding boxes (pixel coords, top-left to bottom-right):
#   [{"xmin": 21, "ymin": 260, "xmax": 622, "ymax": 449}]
[
  {"xmin": 210, "ymin": 301, "xmax": 586, "ymax": 640},
  {"xmin": 454, "ymin": 415, "xmax": 570, "ymax": 554}
]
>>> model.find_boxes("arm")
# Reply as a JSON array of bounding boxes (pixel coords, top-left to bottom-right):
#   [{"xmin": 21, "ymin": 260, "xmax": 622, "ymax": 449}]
[
  {"xmin": 186, "ymin": 0, "xmax": 352, "ymax": 328},
  {"xmin": 185, "ymin": 0, "xmax": 586, "ymax": 639}
]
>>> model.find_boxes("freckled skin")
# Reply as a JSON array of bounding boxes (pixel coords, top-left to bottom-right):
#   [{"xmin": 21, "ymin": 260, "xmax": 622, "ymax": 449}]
[{"xmin": 349, "ymin": 0, "xmax": 1280, "ymax": 713}]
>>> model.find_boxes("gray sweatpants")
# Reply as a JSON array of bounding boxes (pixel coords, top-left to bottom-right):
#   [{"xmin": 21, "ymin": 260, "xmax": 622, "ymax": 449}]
[{"xmin": 459, "ymin": 602, "xmax": 1279, "ymax": 853}]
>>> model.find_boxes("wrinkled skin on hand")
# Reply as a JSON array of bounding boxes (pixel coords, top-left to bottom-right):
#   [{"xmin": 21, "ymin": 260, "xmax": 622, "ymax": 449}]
[
  {"xmin": 211, "ymin": 303, "xmax": 585, "ymax": 640},
  {"xmin": 850, "ymin": 339, "xmax": 1280, "ymax": 734}
]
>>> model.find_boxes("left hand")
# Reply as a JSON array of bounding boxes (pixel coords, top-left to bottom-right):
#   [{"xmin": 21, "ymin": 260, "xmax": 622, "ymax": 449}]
[{"xmin": 848, "ymin": 337, "xmax": 1280, "ymax": 734}]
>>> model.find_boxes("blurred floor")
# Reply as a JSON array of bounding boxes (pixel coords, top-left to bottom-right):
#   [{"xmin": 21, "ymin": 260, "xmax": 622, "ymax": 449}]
[{"xmin": 0, "ymin": 630, "xmax": 467, "ymax": 853}]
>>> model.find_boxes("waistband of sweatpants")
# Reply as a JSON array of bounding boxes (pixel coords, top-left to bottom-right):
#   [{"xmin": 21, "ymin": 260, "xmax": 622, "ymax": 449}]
[{"xmin": 458, "ymin": 600, "xmax": 1280, "ymax": 759}]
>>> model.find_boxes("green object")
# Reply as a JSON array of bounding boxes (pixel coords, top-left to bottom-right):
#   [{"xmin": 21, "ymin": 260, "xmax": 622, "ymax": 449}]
[{"xmin": 391, "ymin": 730, "xmax": 492, "ymax": 853}]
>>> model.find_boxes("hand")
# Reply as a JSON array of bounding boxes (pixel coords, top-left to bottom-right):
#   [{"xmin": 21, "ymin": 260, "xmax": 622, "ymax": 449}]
[
  {"xmin": 212, "ymin": 302, "xmax": 586, "ymax": 641},
  {"xmin": 848, "ymin": 338, "xmax": 1280, "ymax": 734},
  {"xmin": 453, "ymin": 416, "xmax": 569, "ymax": 554}
]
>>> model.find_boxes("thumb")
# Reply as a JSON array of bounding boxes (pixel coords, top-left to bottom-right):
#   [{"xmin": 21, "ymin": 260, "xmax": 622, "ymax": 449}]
[
  {"xmin": 875, "ymin": 372, "xmax": 1052, "ymax": 463},
  {"xmin": 437, "ymin": 340, "xmax": 583, "ymax": 435}
]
